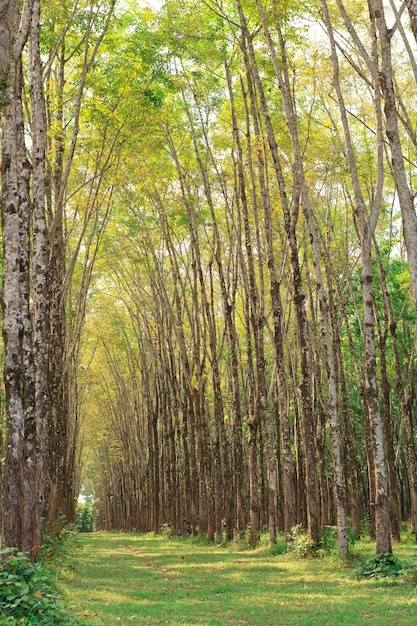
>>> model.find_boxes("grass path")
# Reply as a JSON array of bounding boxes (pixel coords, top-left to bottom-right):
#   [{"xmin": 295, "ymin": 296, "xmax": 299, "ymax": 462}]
[{"xmin": 59, "ymin": 532, "xmax": 417, "ymax": 625}]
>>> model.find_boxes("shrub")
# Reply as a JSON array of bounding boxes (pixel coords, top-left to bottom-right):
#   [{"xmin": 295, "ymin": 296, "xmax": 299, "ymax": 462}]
[
  {"xmin": 286, "ymin": 524, "xmax": 317, "ymax": 558},
  {"xmin": 160, "ymin": 523, "xmax": 176, "ymax": 538},
  {"xmin": 268, "ymin": 539, "xmax": 286, "ymax": 556},
  {"xmin": 0, "ymin": 549, "xmax": 80, "ymax": 625},
  {"xmin": 319, "ymin": 525, "xmax": 358, "ymax": 555},
  {"xmin": 357, "ymin": 552, "xmax": 404, "ymax": 579},
  {"xmin": 286, "ymin": 524, "xmax": 358, "ymax": 558},
  {"xmin": 40, "ymin": 518, "xmax": 78, "ymax": 569}
]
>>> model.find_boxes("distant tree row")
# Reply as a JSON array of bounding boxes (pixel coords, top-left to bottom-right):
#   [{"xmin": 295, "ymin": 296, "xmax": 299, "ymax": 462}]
[
  {"xmin": 83, "ymin": 0, "xmax": 417, "ymax": 556},
  {"xmin": 0, "ymin": 0, "xmax": 118, "ymax": 556},
  {"xmin": 2, "ymin": 0, "xmax": 417, "ymax": 558}
]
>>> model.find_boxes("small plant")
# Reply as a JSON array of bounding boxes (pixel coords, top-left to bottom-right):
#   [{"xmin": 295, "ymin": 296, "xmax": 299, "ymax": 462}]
[
  {"xmin": 160, "ymin": 523, "xmax": 176, "ymax": 538},
  {"xmin": 359, "ymin": 516, "xmax": 372, "ymax": 539},
  {"xmin": 319, "ymin": 526, "xmax": 337, "ymax": 554},
  {"xmin": 0, "ymin": 548, "xmax": 80, "ymax": 625},
  {"xmin": 41, "ymin": 517, "xmax": 78, "ymax": 569},
  {"xmin": 318, "ymin": 525, "xmax": 358, "ymax": 555},
  {"xmin": 346, "ymin": 525, "xmax": 359, "ymax": 548},
  {"xmin": 268, "ymin": 538, "xmax": 286, "ymax": 556},
  {"xmin": 286, "ymin": 524, "xmax": 318, "ymax": 558},
  {"xmin": 357, "ymin": 552, "xmax": 404, "ymax": 579}
]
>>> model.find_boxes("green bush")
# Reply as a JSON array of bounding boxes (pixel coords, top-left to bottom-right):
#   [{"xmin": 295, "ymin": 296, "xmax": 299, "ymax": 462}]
[
  {"xmin": 286, "ymin": 524, "xmax": 317, "ymax": 557},
  {"xmin": 268, "ymin": 539, "xmax": 286, "ymax": 556},
  {"xmin": 319, "ymin": 525, "xmax": 358, "ymax": 555},
  {"xmin": 357, "ymin": 552, "xmax": 404, "ymax": 579},
  {"xmin": 40, "ymin": 518, "xmax": 78, "ymax": 569},
  {"xmin": 286, "ymin": 524, "xmax": 358, "ymax": 558},
  {"xmin": 0, "ymin": 549, "xmax": 80, "ymax": 625},
  {"xmin": 160, "ymin": 523, "xmax": 176, "ymax": 538}
]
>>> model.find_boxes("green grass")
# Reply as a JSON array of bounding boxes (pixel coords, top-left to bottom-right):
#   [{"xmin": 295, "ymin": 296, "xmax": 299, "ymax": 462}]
[{"xmin": 59, "ymin": 531, "xmax": 417, "ymax": 625}]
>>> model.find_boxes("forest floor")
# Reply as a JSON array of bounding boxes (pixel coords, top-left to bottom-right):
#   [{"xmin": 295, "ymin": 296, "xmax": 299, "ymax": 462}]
[{"xmin": 59, "ymin": 531, "xmax": 417, "ymax": 625}]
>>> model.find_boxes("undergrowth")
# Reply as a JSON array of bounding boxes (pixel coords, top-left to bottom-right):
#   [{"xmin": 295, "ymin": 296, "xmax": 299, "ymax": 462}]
[
  {"xmin": 356, "ymin": 549, "xmax": 417, "ymax": 585},
  {"xmin": 356, "ymin": 552, "xmax": 404, "ymax": 579},
  {"xmin": 286, "ymin": 523, "xmax": 358, "ymax": 558},
  {"xmin": 0, "ymin": 519, "xmax": 85, "ymax": 625}
]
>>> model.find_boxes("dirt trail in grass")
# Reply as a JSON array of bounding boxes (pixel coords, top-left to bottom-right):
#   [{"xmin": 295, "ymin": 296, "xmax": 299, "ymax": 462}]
[
  {"xmin": 59, "ymin": 532, "xmax": 417, "ymax": 626},
  {"xmin": 122, "ymin": 542, "xmax": 190, "ymax": 592}
]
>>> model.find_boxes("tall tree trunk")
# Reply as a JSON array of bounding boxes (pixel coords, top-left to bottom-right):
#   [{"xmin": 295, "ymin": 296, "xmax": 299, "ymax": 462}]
[
  {"xmin": 323, "ymin": 0, "xmax": 391, "ymax": 553},
  {"xmin": 2, "ymin": 52, "xmax": 26, "ymax": 552},
  {"xmin": 371, "ymin": 0, "xmax": 417, "ymax": 318},
  {"xmin": 373, "ymin": 248, "xmax": 401, "ymax": 540},
  {"xmin": 1, "ymin": 0, "xmax": 39, "ymax": 556},
  {"xmin": 330, "ymin": 274, "xmax": 362, "ymax": 536},
  {"xmin": 30, "ymin": 0, "xmax": 53, "ymax": 528}
]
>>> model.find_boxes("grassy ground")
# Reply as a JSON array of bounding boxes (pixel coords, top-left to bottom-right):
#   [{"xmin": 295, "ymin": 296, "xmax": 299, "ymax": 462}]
[{"xmin": 59, "ymin": 530, "xmax": 417, "ymax": 625}]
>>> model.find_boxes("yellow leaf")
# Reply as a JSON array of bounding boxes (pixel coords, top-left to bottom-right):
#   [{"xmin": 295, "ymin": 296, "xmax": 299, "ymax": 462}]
[{"xmin": 34, "ymin": 590, "xmax": 42, "ymax": 598}]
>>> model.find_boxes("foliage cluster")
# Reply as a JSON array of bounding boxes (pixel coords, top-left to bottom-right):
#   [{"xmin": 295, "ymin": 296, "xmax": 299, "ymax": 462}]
[
  {"xmin": 286, "ymin": 524, "xmax": 358, "ymax": 558},
  {"xmin": 0, "ymin": 522, "xmax": 83, "ymax": 625},
  {"xmin": 75, "ymin": 502, "xmax": 96, "ymax": 533},
  {"xmin": 0, "ymin": 550, "xmax": 78, "ymax": 625},
  {"xmin": 41, "ymin": 518, "xmax": 78, "ymax": 567},
  {"xmin": 159, "ymin": 522, "xmax": 178, "ymax": 538},
  {"xmin": 356, "ymin": 552, "xmax": 404, "ymax": 579},
  {"xmin": 356, "ymin": 549, "xmax": 417, "ymax": 584}
]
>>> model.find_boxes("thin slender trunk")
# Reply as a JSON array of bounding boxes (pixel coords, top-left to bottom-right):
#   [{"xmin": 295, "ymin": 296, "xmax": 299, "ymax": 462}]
[
  {"xmin": 373, "ymin": 248, "xmax": 401, "ymax": 540},
  {"xmin": 323, "ymin": 0, "xmax": 391, "ymax": 553},
  {"xmin": 372, "ymin": 0, "xmax": 417, "ymax": 317}
]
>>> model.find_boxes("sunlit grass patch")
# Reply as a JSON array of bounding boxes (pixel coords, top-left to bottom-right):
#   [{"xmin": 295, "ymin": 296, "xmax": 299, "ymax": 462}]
[{"xmin": 58, "ymin": 530, "xmax": 417, "ymax": 625}]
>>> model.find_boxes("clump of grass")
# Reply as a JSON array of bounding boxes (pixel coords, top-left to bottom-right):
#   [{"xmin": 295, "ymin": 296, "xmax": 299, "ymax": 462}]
[{"xmin": 267, "ymin": 538, "xmax": 287, "ymax": 555}]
